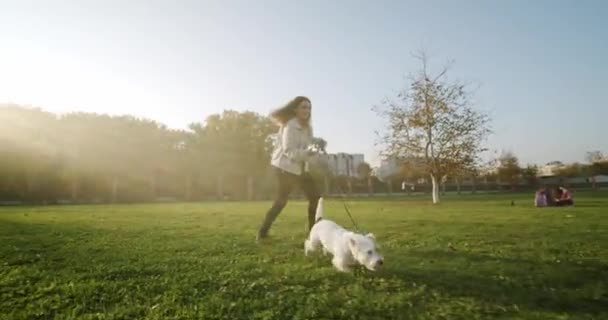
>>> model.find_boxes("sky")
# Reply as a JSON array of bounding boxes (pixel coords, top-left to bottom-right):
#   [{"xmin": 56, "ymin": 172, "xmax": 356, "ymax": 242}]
[{"xmin": 1, "ymin": 0, "xmax": 607, "ymax": 167}]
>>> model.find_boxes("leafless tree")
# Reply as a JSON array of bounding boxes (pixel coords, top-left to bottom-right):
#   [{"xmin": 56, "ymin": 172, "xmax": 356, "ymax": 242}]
[{"xmin": 375, "ymin": 51, "xmax": 491, "ymax": 203}]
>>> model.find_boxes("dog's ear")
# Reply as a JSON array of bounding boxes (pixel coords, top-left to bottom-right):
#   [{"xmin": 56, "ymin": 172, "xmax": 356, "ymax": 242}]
[
  {"xmin": 366, "ymin": 233, "xmax": 375, "ymax": 240},
  {"xmin": 349, "ymin": 234, "xmax": 357, "ymax": 247}
]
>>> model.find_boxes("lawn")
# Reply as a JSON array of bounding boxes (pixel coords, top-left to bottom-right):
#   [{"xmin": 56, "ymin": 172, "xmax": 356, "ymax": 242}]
[{"xmin": 1, "ymin": 193, "xmax": 607, "ymax": 319}]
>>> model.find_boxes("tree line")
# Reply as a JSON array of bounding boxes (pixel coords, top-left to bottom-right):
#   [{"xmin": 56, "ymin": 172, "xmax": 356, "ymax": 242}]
[
  {"xmin": 0, "ymin": 104, "xmax": 391, "ymax": 204},
  {"xmin": 3, "ymin": 52, "xmax": 605, "ymax": 204},
  {"xmin": 0, "ymin": 104, "xmax": 283, "ymax": 203},
  {"xmin": 493, "ymin": 151, "xmax": 608, "ymax": 190}
]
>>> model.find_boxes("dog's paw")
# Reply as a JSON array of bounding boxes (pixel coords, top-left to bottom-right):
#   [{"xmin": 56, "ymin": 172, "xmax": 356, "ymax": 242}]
[
  {"xmin": 304, "ymin": 239, "xmax": 314, "ymax": 256},
  {"xmin": 335, "ymin": 265, "xmax": 352, "ymax": 273},
  {"xmin": 332, "ymin": 258, "xmax": 352, "ymax": 272}
]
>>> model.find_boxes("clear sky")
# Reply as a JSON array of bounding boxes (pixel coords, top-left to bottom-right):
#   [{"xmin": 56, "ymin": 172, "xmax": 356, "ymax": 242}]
[{"xmin": 1, "ymin": 0, "xmax": 606, "ymax": 166}]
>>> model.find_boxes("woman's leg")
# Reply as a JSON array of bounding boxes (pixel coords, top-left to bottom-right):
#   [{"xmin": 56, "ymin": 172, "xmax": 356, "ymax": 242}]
[
  {"xmin": 299, "ymin": 173, "xmax": 321, "ymax": 231},
  {"xmin": 257, "ymin": 169, "xmax": 295, "ymax": 239}
]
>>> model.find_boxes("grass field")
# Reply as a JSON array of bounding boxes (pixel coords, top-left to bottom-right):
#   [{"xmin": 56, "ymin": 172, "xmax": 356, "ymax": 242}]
[{"xmin": 1, "ymin": 193, "xmax": 607, "ymax": 319}]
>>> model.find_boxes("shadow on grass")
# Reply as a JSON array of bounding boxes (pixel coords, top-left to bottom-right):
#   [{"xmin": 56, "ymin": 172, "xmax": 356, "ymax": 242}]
[{"xmin": 388, "ymin": 249, "xmax": 607, "ymax": 316}]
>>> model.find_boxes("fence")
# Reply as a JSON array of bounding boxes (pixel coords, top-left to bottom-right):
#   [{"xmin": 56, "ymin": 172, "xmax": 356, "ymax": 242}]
[{"xmin": 1, "ymin": 172, "xmax": 606, "ymax": 205}]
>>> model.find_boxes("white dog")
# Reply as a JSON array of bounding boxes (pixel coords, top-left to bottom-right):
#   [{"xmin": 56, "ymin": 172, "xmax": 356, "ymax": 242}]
[{"xmin": 305, "ymin": 198, "xmax": 384, "ymax": 272}]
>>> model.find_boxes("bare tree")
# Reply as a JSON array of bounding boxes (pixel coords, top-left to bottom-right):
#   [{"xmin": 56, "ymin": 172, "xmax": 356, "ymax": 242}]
[
  {"xmin": 586, "ymin": 150, "xmax": 603, "ymax": 164},
  {"xmin": 375, "ymin": 52, "xmax": 491, "ymax": 203},
  {"xmin": 310, "ymin": 137, "xmax": 328, "ymax": 154}
]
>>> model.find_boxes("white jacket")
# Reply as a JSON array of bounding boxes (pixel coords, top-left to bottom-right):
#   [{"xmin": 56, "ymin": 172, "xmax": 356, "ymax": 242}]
[{"xmin": 270, "ymin": 118, "xmax": 313, "ymax": 175}]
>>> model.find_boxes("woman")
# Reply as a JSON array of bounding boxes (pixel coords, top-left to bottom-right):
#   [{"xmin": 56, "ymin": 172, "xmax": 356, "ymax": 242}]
[
  {"xmin": 534, "ymin": 188, "xmax": 548, "ymax": 207},
  {"xmin": 257, "ymin": 96, "xmax": 321, "ymax": 241},
  {"xmin": 555, "ymin": 186, "xmax": 574, "ymax": 206}
]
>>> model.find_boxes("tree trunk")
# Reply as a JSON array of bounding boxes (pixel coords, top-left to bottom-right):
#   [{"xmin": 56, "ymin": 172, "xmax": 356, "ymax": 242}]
[
  {"xmin": 471, "ymin": 177, "xmax": 477, "ymax": 194},
  {"xmin": 347, "ymin": 179, "xmax": 353, "ymax": 195},
  {"xmin": 185, "ymin": 175, "xmax": 192, "ymax": 201},
  {"xmin": 387, "ymin": 181, "xmax": 393, "ymax": 195},
  {"xmin": 456, "ymin": 177, "xmax": 461, "ymax": 195},
  {"xmin": 111, "ymin": 177, "xmax": 119, "ymax": 203},
  {"xmin": 367, "ymin": 176, "xmax": 373, "ymax": 196},
  {"xmin": 71, "ymin": 178, "xmax": 79, "ymax": 202},
  {"xmin": 149, "ymin": 175, "xmax": 156, "ymax": 200},
  {"xmin": 247, "ymin": 176, "xmax": 254, "ymax": 201},
  {"xmin": 324, "ymin": 176, "xmax": 330, "ymax": 195},
  {"xmin": 216, "ymin": 175, "xmax": 224, "ymax": 199},
  {"xmin": 431, "ymin": 174, "xmax": 440, "ymax": 204},
  {"xmin": 25, "ymin": 169, "xmax": 36, "ymax": 200}
]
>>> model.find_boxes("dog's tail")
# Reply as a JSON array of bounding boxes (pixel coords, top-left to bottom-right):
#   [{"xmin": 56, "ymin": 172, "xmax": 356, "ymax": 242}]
[{"xmin": 314, "ymin": 197, "xmax": 324, "ymax": 223}]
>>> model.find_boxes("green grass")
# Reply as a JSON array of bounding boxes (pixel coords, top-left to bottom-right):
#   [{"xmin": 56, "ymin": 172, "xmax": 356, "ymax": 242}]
[{"xmin": 1, "ymin": 193, "xmax": 607, "ymax": 319}]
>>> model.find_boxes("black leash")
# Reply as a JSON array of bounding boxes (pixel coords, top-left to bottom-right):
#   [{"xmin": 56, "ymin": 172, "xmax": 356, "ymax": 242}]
[
  {"xmin": 318, "ymin": 150, "xmax": 362, "ymax": 232},
  {"xmin": 340, "ymin": 195, "xmax": 360, "ymax": 232}
]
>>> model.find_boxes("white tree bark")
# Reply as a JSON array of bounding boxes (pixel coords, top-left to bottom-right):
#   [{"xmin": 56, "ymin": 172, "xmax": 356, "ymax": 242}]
[{"xmin": 431, "ymin": 174, "xmax": 440, "ymax": 204}]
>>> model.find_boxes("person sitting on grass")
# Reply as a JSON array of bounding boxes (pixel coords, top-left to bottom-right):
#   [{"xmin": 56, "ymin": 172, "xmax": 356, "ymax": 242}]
[
  {"xmin": 535, "ymin": 187, "xmax": 558, "ymax": 207},
  {"xmin": 554, "ymin": 186, "xmax": 574, "ymax": 207},
  {"xmin": 534, "ymin": 188, "xmax": 548, "ymax": 207}
]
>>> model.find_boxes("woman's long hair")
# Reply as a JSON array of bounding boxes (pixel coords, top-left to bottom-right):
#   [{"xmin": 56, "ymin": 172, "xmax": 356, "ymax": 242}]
[{"xmin": 270, "ymin": 96, "xmax": 311, "ymax": 127}]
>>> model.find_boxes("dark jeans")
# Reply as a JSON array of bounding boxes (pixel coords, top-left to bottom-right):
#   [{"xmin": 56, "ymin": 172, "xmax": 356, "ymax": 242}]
[{"xmin": 257, "ymin": 168, "xmax": 320, "ymax": 238}]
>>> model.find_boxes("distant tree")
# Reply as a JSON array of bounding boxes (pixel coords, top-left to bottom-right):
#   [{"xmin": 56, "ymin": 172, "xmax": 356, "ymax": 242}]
[
  {"xmin": 310, "ymin": 137, "xmax": 327, "ymax": 154},
  {"xmin": 555, "ymin": 163, "xmax": 583, "ymax": 178},
  {"xmin": 399, "ymin": 157, "xmax": 426, "ymax": 183},
  {"xmin": 187, "ymin": 110, "xmax": 277, "ymax": 199},
  {"xmin": 586, "ymin": 151, "xmax": 604, "ymax": 164},
  {"xmin": 375, "ymin": 51, "xmax": 491, "ymax": 204},
  {"xmin": 357, "ymin": 162, "xmax": 372, "ymax": 180},
  {"xmin": 1, "ymin": 104, "xmax": 288, "ymax": 203},
  {"xmin": 496, "ymin": 151, "xmax": 521, "ymax": 190},
  {"xmin": 521, "ymin": 164, "xmax": 539, "ymax": 188},
  {"xmin": 584, "ymin": 151, "xmax": 606, "ymax": 189}
]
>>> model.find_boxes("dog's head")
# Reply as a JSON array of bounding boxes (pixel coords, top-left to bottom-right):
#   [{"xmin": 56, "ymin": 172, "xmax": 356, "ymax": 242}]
[{"xmin": 348, "ymin": 232, "xmax": 384, "ymax": 271}]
